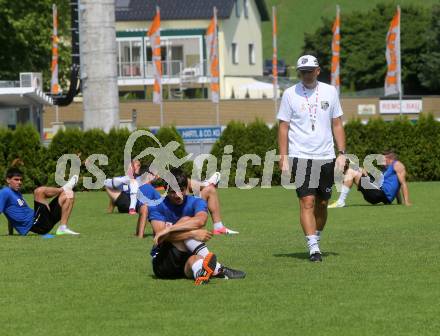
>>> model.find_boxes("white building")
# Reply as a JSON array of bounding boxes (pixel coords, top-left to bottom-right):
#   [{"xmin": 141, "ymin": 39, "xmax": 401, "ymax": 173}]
[{"xmin": 115, "ymin": 0, "xmax": 270, "ymax": 99}]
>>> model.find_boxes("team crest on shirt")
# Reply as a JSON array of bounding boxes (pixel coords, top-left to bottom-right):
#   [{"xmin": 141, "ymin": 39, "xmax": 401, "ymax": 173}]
[
  {"xmin": 320, "ymin": 101, "xmax": 329, "ymax": 110},
  {"xmin": 17, "ymin": 199, "xmax": 24, "ymax": 206},
  {"xmin": 300, "ymin": 103, "xmax": 307, "ymax": 112}
]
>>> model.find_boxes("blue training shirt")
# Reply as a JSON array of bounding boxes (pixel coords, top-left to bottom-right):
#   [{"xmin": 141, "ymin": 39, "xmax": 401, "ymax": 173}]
[
  {"xmin": 148, "ymin": 195, "xmax": 207, "ymax": 224},
  {"xmin": 137, "ymin": 183, "xmax": 162, "ymax": 208},
  {"xmin": 381, "ymin": 161, "xmax": 401, "ymax": 202},
  {"xmin": 0, "ymin": 187, "xmax": 34, "ymax": 235}
]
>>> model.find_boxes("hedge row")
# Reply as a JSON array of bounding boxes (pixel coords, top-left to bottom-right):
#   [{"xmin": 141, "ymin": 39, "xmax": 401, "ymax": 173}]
[
  {"xmin": 1, "ymin": 116, "xmax": 439, "ymax": 192},
  {"xmin": 0, "ymin": 125, "xmax": 190, "ymax": 193},
  {"xmin": 209, "ymin": 115, "xmax": 440, "ymax": 185}
]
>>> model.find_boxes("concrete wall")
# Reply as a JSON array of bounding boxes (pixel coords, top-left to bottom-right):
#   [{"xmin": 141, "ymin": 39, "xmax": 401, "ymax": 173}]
[{"xmin": 44, "ymin": 97, "xmax": 440, "ymax": 129}]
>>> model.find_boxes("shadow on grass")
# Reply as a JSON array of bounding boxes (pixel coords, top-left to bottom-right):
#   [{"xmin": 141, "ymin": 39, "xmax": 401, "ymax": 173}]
[
  {"xmin": 341, "ymin": 203, "xmax": 400, "ymax": 208},
  {"xmin": 273, "ymin": 251, "xmax": 339, "ymax": 260}
]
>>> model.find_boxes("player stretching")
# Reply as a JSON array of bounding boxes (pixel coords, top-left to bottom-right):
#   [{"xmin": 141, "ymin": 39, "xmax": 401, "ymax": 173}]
[
  {"xmin": 0, "ymin": 167, "xmax": 79, "ymax": 236},
  {"xmin": 149, "ymin": 168, "xmax": 245, "ymax": 284}
]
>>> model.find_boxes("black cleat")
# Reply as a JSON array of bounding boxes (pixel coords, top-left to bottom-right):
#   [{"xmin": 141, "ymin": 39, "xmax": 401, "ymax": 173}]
[
  {"xmin": 194, "ymin": 253, "xmax": 217, "ymax": 285},
  {"xmin": 215, "ymin": 266, "xmax": 246, "ymax": 279},
  {"xmin": 309, "ymin": 252, "xmax": 322, "ymax": 262}
]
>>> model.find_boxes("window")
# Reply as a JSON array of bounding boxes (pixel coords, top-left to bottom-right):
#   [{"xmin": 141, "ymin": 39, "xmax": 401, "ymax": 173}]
[
  {"xmin": 117, "ymin": 39, "xmax": 142, "ymax": 77},
  {"xmin": 243, "ymin": 0, "xmax": 249, "ymax": 18},
  {"xmin": 248, "ymin": 43, "xmax": 255, "ymax": 65},
  {"xmin": 235, "ymin": 0, "xmax": 240, "ymax": 18},
  {"xmin": 232, "ymin": 43, "xmax": 239, "ymax": 64}
]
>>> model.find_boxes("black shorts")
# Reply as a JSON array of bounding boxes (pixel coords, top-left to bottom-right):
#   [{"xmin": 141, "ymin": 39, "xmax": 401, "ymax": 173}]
[
  {"xmin": 151, "ymin": 242, "xmax": 192, "ymax": 279},
  {"xmin": 291, "ymin": 158, "xmax": 335, "ymax": 200},
  {"xmin": 114, "ymin": 192, "xmax": 130, "ymax": 213},
  {"xmin": 358, "ymin": 175, "xmax": 391, "ymax": 205},
  {"xmin": 30, "ymin": 196, "xmax": 62, "ymax": 235}
]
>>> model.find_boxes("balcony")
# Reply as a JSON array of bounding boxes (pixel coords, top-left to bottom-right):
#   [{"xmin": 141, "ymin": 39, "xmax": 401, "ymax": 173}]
[{"xmin": 117, "ymin": 60, "xmax": 209, "ymax": 87}]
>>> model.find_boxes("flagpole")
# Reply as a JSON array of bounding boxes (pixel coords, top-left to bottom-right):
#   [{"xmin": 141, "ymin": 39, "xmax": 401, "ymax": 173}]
[
  {"xmin": 272, "ymin": 6, "xmax": 278, "ymax": 117},
  {"xmin": 216, "ymin": 101, "xmax": 220, "ymax": 126},
  {"xmin": 160, "ymin": 100, "xmax": 164, "ymax": 127},
  {"xmin": 214, "ymin": 7, "xmax": 220, "ymax": 126},
  {"xmin": 397, "ymin": 5, "xmax": 402, "ymax": 117}
]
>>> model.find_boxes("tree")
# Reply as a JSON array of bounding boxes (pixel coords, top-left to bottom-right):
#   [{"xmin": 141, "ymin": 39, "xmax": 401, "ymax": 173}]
[
  {"xmin": 0, "ymin": 0, "xmax": 71, "ymax": 91},
  {"xmin": 302, "ymin": 3, "xmax": 433, "ymax": 94},
  {"xmin": 418, "ymin": 4, "xmax": 440, "ymax": 92}
]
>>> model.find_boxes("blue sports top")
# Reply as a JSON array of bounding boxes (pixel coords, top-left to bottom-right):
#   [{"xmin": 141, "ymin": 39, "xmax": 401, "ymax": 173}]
[
  {"xmin": 137, "ymin": 183, "xmax": 162, "ymax": 208},
  {"xmin": 381, "ymin": 161, "xmax": 401, "ymax": 202},
  {"xmin": 0, "ymin": 187, "xmax": 34, "ymax": 235},
  {"xmin": 148, "ymin": 195, "xmax": 207, "ymax": 224}
]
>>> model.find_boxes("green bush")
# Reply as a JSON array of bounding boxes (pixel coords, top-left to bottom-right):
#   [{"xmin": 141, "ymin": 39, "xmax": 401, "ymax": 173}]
[
  {"xmin": 0, "ymin": 128, "xmax": 13, "ymax": 179},
  {"xmin": 340, "ymin": 115, "xmax": 440, "ymax": 181},
  {"xmin": 0, "ymin": 126, "xmax": 190, "ymax": 192},
  {"xmin": 211, "ymin": 116, "xmax": 440, "ymax": 186},
  {"xmin": 6, "ymin": 124, "xmax": 47, "ymax": 191}
]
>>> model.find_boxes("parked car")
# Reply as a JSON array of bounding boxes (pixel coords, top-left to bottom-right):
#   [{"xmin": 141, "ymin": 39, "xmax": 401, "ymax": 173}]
[{"xmin": 263, "ymin": 59, "xmax": 288, "ymax": 76}]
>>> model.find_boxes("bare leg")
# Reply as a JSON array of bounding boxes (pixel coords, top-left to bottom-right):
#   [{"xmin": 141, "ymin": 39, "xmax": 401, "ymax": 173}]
[
  {"xmin": 136, "ymin": 204, "xmax": 148, "ymax": 238},
  {"xmin": 105, "ymin": 188, "xmax": 121, "ymax": 213},
  {"xmin": 34, "ymin": 186, "xmax": 63, "ymax": 204},
  {"xmin": 58, "ymin": 191, "xmax": 75, "ymax": 225},
  {"xmin": 314, "ymin": 196, "xmax": 328, "ymax": 231},
  {"xmin": 299, "ymin": 195, "xmax": 316, "ymax": 236},
  {"xmin": 199, "ymin": 185, "xmax": 222, "ymax": 223}
]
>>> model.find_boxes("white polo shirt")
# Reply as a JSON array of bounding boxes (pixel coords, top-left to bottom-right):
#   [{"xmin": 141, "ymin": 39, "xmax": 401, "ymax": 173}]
[{"xmin": 277, "ymin": 81, "xmax": 343, "ymax": 159}]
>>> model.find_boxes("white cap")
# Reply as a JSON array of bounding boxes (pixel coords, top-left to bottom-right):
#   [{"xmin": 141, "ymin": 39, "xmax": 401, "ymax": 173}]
[{"xmin": 296, "ymin": 55, "xmax": 319, "ymax": 70}]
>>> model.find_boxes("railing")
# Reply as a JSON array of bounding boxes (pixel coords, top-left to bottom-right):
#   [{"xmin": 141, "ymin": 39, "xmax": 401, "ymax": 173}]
[
  {"xmin": 0, "ymin": 81, "xmax": 20, "ymax": 88},
  {"xmin": 118, "ymin": 60, "xmax": 208, "ymax": 80}
]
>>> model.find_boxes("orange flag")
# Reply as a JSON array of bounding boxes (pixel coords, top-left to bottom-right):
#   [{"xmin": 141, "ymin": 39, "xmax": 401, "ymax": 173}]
[
  {"xmin": 148, "ymin": 7, "xmax": 162, "ymax": 104},
  {"xmin": 385, "ymin": 7, "xmax": 401, "ymax": 96},
  {"xmin": 331, "ymin": 5, "xmax": 340, "ymax": 94},
  {"xmin": 206, "ymin": 7, "xmax": 219, "ymax": 103},
  {"xmin": 272, "ymin": 6, "xmax": 278, "ymax": 100},
  {"xmin": 51, "ymin": 4, "xmax": 60, "ymax": 95}
]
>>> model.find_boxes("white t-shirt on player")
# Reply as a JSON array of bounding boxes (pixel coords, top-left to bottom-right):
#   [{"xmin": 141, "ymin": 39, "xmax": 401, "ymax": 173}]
[{"xmin": 277, "ymin": 81, "xmax": 343, "ymax": 159}]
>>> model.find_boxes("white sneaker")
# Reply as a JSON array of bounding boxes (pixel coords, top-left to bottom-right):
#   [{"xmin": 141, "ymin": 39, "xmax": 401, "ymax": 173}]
[
  {"xmin": 56, "ymin": 227, "xmax": 80, "ymax": 235},
  {"xmin": 213, "ymin": 226, "xmax": 239, "ymax": 235},
  {"xmin": 202, "ymin": 172, "xmax": 221, "ymax": 187},
  {"xmin": 328, "ymin": 201, "xmax": 345, "ymax": 208},
  {"xmin": 63, "ymin": 175, "xmax": 79, "ymax": 191}
]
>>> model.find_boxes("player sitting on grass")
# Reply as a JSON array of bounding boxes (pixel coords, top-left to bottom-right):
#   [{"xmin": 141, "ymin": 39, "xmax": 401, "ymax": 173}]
[
  {"xmin": 329, "ymin": 150, "xmax": 411, "ymax": 207},
  {"xmin": 149, "ymin": 168, "xmax": 245, "ymax": 284},
  {"xmin": 0, "ymin": 167, "xmax": 80, "ymax": 236},
  {"xmin": 106, "ymin": 161, "xmax": 239, "ymax": 236}
]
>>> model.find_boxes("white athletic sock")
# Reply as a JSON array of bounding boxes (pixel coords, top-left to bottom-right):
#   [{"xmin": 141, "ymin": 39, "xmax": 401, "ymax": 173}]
[
  {"xmin": 129, "ymin": 179, "xmax": 139, "ymax": 209},
  {"xmin": 109, "ymin": 176, "xmax": 130, "ymax": 189},
  {"xmin": 213, "ymin": 222, "xmax": 224, "ymax": 230},
  {"xmin": 59, "ymin": 224, "xmax": 67, "ymax": 231},
  {"xmin": 184, "ymin": 239, "xmax": 222, "ymax": 275},
  {"xmin": 316, "ymin": 230, "xmax": 322, "ymax": 242},
  {"xmin": 191, "ymin": 258, "xmax": 204, "ymax": 279},
  {"xmin": 338, "ymin": 185, "xmax": 350, "ymax": 204},
  {"xmin": 305, "ymin": 235, "xmax": 320, "ymax": 255},
  {"xmin": 184, "ymin": 239, "xmax": 209, "ymax": 257}
]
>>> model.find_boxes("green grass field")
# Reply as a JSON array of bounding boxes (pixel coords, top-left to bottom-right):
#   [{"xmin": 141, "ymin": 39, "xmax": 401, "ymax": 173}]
[
  {"xmin": 1, "ymin": 182, "xmax": 439, "ymax": 336},
  {"xmin": 262, "ymin": 0, "xmax": 439, "ymax": 68}
]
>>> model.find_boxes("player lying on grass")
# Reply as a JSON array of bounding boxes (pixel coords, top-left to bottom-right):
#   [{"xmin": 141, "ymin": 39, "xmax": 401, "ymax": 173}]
[
  {"xmin": 148, "ymin": 168, "xmax": 245, "ymax": 284},
  {"xmin": 329, "ymin": 150, "xmax": 411, "ymax": 207},
  {"xmin": 0, "ymin": 167, "xmax": 80, "ymax": 236}
]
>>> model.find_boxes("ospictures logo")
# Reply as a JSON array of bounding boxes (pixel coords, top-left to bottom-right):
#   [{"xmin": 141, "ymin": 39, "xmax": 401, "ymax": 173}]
[{"xmin": 54, "ymin": 130, "xmax": 386, "ymax": 205}]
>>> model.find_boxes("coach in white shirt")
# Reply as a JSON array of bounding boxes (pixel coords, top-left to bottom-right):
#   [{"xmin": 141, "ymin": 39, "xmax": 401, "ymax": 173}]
[{"xmin": 277, "ymin": 55, "xmax": 346, "ymax": 262}]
